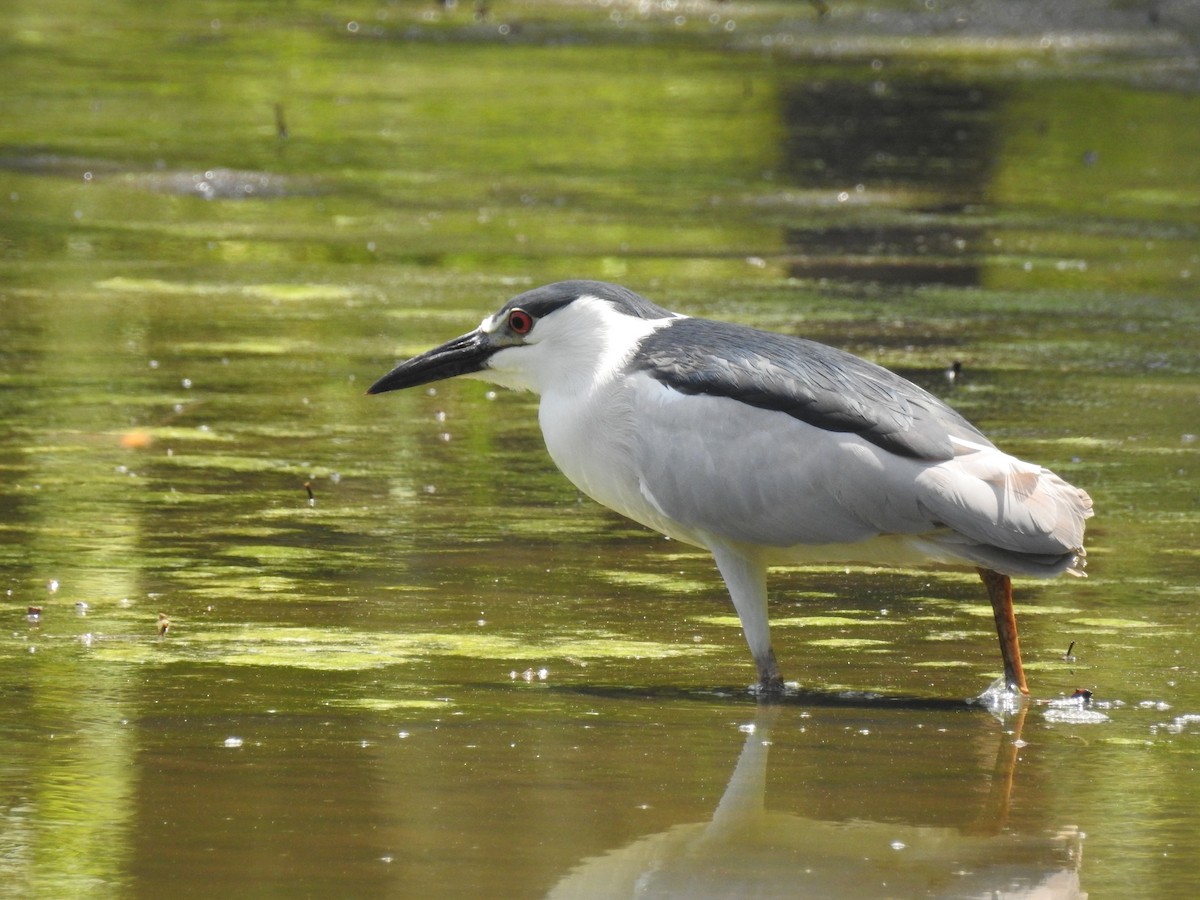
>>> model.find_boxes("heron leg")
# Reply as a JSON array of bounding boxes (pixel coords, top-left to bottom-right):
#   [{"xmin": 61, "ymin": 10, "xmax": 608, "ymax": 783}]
[
  {"xmin": 977, "ymin": 568, "xmax": 1029, "ymax": 695},
  {"xmin": 712, "ymin": 545, "xmax": 783, "ymax": 691}
]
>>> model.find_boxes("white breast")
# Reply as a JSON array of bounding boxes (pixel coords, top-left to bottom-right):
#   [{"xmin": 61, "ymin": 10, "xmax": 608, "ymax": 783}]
[{"xmin": 538, "ymin": 372, "xmax": 710, "ymax": 547}]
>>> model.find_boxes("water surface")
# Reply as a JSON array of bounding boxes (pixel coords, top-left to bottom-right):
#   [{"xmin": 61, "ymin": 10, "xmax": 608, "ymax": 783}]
[{"xmin": 2, "ymin": 1, "xmax": 1199, "ymax": 896}]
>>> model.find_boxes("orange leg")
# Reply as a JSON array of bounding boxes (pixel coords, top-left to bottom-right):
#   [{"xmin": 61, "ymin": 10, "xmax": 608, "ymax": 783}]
[{"xmin": 977, "ymin": 568, "xmax": 1029, "ymax": 695}]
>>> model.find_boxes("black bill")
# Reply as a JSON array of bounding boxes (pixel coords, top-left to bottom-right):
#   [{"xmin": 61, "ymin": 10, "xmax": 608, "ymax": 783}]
[{"xmin": 367, "ymin": 329, "xmax": 495, "ymax": 395}]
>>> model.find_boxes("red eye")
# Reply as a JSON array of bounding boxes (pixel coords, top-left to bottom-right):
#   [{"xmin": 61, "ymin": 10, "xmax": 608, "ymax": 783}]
[{"xmin": 508, "ymin": 308, "xmax": 534, "ymax": 335}]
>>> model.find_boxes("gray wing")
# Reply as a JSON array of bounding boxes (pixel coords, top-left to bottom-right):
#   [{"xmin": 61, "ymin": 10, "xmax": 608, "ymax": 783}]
[{"xmin": 631, "ymin": 318, "xmax": 989, "ymax": 461}]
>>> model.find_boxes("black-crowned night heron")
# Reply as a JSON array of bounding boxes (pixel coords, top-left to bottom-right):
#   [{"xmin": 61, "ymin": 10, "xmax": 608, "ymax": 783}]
[{"xmin": 369, "ymin": 281, "xmax": 1093, "ymax": 695}]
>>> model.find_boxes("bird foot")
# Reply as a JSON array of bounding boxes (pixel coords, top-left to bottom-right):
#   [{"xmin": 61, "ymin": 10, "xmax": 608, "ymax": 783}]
[
  {"xmin": 973, "ymin": 675, "xmax": 1030, "ymax": 716},
  {"xmin": 749, "ymin": 675, "xmax": 793, "ymax": 701}
]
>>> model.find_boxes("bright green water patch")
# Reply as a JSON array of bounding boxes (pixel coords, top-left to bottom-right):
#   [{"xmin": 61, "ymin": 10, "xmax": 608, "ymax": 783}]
[
  {"xmin": 913, "ymin": 660, "xmax": 973, "ymax": 668},
  {"xmin": 2, "ymin": 1, "xmax": 1199, "ymax": 898},
  {"xmin": 954, "ymin": 603, "xmax": 1087, "ymax": 618},
  {"xmin": 601, "ymin": 570, "xmax": 712, "ymax": 594},
  {"xmin": 1069, "ymin": 617, "xmax": 1162, "ymax": 630},
  {"xmin": 81, "ymin": 624, "xmax": 717, "ymax": 672},
  {"xmin": 323, "ymin": 697, "xmax": 455, "ymax": 712},
  {"xmin": 158, "ymin": 453, "xmax": 342, "ymax": 476},
  {"xmin": 923, "ymin": 630, "xmax": 989, "ymax": 642},
  {"xmin": 694, "ymin": 614, "xmax": 898, "ymax": 628},
  {"xmin": 806, "ymin": 637, "xmax": 893, "ymax": 649}
]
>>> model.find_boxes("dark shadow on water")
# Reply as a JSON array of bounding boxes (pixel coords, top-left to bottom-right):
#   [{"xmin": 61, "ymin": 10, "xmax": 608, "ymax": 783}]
[
  {"xmin": 779, "ymin": 78, "xmax": 1004, "ymax": 286},
  {"xmin": 551, "ymin": 682, "xmax": 993, "ymax": 712}
]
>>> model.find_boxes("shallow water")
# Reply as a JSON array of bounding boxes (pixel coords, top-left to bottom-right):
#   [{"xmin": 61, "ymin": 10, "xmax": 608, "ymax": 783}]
[{"xmin": 2, "ymin": 1, "xmax": 1199, "ymax": 896}]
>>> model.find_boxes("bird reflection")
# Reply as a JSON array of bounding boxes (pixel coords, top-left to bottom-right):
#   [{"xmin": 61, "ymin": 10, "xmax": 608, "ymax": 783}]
[{"xmin": 547, "ymin": 707, "xmax": 1085, "ymax": 899}]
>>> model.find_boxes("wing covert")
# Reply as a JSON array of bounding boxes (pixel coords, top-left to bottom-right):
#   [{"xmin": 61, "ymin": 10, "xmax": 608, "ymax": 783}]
[{"xmin": 630, "ymin": 318, "xmax": 988, "ymax": 461}]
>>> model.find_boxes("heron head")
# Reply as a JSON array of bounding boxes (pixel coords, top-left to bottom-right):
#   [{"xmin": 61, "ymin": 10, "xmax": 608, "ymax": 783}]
[{"xmin": 367, "ymin": 281, "xmax": 678, "ymax": 396}]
